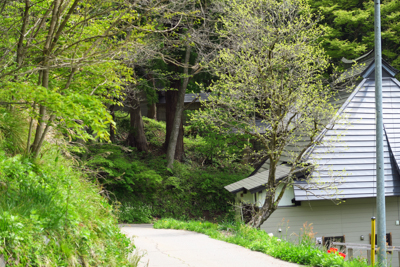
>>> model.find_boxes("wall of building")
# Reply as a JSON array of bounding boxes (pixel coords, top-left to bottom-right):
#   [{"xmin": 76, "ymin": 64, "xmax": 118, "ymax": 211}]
[
  {"xmin": 261, "ymin": 196, "xmax": 400, "ymax": 265},
  {"xmin": 236, "ymin": 185, "xmax": 295, "ymax": 208}
]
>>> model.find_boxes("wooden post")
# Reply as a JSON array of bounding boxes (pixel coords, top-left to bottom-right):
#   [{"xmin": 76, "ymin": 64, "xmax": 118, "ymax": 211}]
[
  {"xmin": 398, "ymin": 251, "xmax": 400, "ymax": 267},
  {"xmin": 367, "ymin": 250, "xmax": 371, "ymax": 265},
  {"xmin": 348, "ymin": 248, "xmax": 354, "ymax": 260}
]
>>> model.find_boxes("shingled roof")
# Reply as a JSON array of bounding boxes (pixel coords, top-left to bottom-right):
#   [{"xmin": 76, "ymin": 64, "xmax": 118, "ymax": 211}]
[
  {"xmin": 224, "ymin": 164, "xmax": 309, "ymax": 194},
  {"xmin": 340, "ymin": 49, "xmax": 399, "ymax": 80},
  {"xmin": 297, "ymin": 77, "xmax": 400, "ymax": 200},
  {"xmin": 225, "ymin": 52, "xmax": 400, "ymax": 201}
]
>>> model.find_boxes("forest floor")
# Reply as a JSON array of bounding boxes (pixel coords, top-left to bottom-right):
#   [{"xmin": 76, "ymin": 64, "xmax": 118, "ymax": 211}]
[{"xmin": 121, "ymin": 224, "xmax": 302, "ymax": 267}]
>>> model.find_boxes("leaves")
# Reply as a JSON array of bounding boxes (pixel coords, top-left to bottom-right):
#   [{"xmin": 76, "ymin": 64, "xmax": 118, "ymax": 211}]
[
  {"xmin": 197, "ymin": 0, "xmax": 335, "ymax": 165},
  {"xmin": 310, "ymin": 0, "xmax": 400, "ymax": 68}
]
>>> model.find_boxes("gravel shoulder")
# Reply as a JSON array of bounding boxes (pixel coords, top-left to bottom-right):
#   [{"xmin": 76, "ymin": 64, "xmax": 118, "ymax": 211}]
[{"xmin": 121, "ymin": 224, "xmax": 302, "ymax": 267}]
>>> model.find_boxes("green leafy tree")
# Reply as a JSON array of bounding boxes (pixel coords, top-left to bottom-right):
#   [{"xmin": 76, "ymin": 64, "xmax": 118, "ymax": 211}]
[
  {"xmin": 143, "ymin": 0, "xmax": 222, "ymax": 168},
  {"xmin": 0, "ymin": 0, "xmax": 147, "ymax": 158},
  {"xmin": 194, "ymin": 0, "xmax": 337, "ymax": 228},
  {"xmin": 310, "ymin": 0, "xmax": 400, "ymax": 68}
]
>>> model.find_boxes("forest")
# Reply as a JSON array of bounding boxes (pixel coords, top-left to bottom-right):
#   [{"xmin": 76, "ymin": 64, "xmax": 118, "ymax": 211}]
[{"xmin": 0, "ymin": 0, "xmax": 399, "ymax": 265}]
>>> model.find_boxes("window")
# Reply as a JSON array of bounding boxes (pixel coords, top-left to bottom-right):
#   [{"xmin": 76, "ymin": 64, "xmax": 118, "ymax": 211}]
[
  {"xmin": 369, "ymin": 233, "xmax": 392, "ymax": 253},
  {"xmin": 322, "ymin": 235, "xmax": 345, "ymax": 249}
]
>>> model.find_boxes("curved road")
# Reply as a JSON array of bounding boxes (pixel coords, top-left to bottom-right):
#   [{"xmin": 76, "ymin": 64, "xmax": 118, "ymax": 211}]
[{"xmin": 121, "ymin": 224, "xmax": 301, "ymax": 267}]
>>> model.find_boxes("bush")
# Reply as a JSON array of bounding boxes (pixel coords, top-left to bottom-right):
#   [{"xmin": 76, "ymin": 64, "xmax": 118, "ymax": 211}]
[
  {"xmin": 142, "ymin": 117, "xmax": 166, "ymax": 147},
  {"xmin": 152, "ymin": 161, "xmax": 249, "ymax": 220},
  {"xmin": 0, "ymin": 151, "xmax": 137, "ymax": 266},
  {"xmin": 184, "ymin": 123, "xmax": 250, "ymax": 166},
  {"xmin": 76, "ymin": 143, "xmax": 251, "ymax": 222},
  {"xmin": 70, "ymin": 117, "xmax": 254, "ymax": 223},
  {"xmin": 114, "ymin": 112, "xmax": 166, "ymax": 149},
  {"xmin": 118, "ymin": 201, "xmax": 153, "ymax": 223},
  {"xmin": 0, "ymin": 108, "xmax": 27, "ymax": 155},
  {"xmin": 84, "ymin": 144, "xmax": 163, "ymax": 196}
]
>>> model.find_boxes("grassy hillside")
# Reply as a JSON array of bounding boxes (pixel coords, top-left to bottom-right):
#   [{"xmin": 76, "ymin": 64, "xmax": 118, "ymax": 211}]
[
  {"xmin": 0, "ymin": 150, "xmax": 138, "ymax": 266},
  {"xmin": 0, "ymin": 109, "xmax": 138, "ymax": 266}
]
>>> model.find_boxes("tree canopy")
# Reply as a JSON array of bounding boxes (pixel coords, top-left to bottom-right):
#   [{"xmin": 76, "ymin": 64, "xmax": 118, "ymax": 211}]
[
  {"xmin": 192, "ymin": 0, "xmax": 339, "ymax": 228},
  {"xmin": 310, "ymin": 0, "xmax": 400, "ymax": 69}
]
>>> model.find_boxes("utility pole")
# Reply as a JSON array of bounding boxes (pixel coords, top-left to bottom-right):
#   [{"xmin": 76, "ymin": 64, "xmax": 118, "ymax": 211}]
[{"xmin": 374, "ymin": 0, "xmax": 387, "ymax": 266}]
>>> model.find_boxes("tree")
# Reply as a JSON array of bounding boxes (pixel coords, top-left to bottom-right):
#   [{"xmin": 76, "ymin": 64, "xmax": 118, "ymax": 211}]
[
  {"xmin": 147, "ymin": 0, "xmax": 222, "ymax": 168},
  {"xmin": 0, "ymin": 0, "xmax": 144, "ymax": 158},
  {"xmin": 309, "ymin": 0, "xmax": 400, "ymax": 68},
  {"xmin": 123, "ymin": 67, "xmax": 153, "ymax": 152},
  {"xmin": 194, "ymin": 0, "xmax": 337, "ymax": 228}
]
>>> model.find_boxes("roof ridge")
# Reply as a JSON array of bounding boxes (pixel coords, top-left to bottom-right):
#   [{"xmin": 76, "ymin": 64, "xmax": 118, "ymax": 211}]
[
  {"xmin": 341, "ymin": 49, "xmax": 374, "ymax": 64},
  {"xmin": 248, "ymin": 158, "xmax": 268, "ymax": 176}
]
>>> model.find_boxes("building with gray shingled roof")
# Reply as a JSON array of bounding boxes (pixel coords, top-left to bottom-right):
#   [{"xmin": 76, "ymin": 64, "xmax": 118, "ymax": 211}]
[
  {"xmin": 156, "ymin": 93, "xmax": 210, "ymax": 122},
  {"xmin": 226, "ymin": 52, "xmax": 400, "ymax": 263}
]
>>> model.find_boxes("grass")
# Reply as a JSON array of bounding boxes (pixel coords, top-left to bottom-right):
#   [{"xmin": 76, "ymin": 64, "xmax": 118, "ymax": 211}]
[
  {"xmin": 154, "ymin": 218, "xmax": 370, "ymax": 267},
  {"xmin": 0, "ymin": 147, "xmax": 140, "ymax": 266}
]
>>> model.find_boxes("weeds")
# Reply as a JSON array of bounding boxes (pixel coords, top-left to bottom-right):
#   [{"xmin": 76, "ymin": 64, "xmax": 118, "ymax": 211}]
[
  {"xmin": 0, "ymin": 108, "xmax": 27, "ymax": 155},
  {"xmin": 73, "ymin": 142, "xmax": 252, "ymax": 222},
  {"xmin": 118, "ymin": 201, "xmax": 153, "ymax": 223},
  {"xmin": 0, "ymin": 151, "xmax": 139, "ymax": 266}
]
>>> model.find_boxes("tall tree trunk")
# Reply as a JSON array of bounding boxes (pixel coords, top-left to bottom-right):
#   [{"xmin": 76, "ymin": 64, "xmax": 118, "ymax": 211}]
[
  {"xmin": 165, "ymin": 87, "xmax": 184, "ymax": 161},
  {"xmin": 10, "ymin": 0, "xmax": 30, "ymax": 112},
  {"xmin": 247, "ymin": 161, "xmax": 288, "ymax": 228},
  {"xmin": 147, "ymin": 102, "xmax": 157, "ymax": 120},
  {"xmin": 31, "ymin": 67, "xmax": 50, "ymax": 157},
  {"xmin": 109, "ymin": 104, "xmax": 116, "ymax": 143},
  {"xmin": 246, "ymin": 194, "xmax": 277, "ymax": 228},
  {"xmin": 30, "ymin": 0, "xmax": 61, "ymax": 159},
  {"xmin": 30, "ymin": 105, "xmax": 46, "ymax": 153},
  {"xmin": 166, "ymin": 45, "xmax": 191, "ymax": 168},
  {"xmin": 146, "ymin": 73, "xmax": 157, "ymax": 120},
  {"xmin": 127, "ymin": 97, "xmax": 148, "ymax": 152}
]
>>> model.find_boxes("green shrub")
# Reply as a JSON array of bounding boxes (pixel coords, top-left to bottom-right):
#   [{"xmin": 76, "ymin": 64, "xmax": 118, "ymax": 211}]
[
  {"xmin": 184, "ymin": 123, "xmax": 250, "ymax": 166},
  {"xmin": 0, "ymin": 151, "xmax": 137, "ymax": 266},
  {"xmin": 70, "ymin": 117, "xmax": 254, "ymax": 223},
  {"xmin": 151, "ymin": 161, "xmax": 249, "ymax": 220},
  {"xmin": 142, "ymin": 117, "xmax": 166, "ymax": 147},
  {"xmin": 118, "ymin": 201, "xmax": 153, "ymax": 223},
  {"xmin": 0, "ymin": 108, "xmax": 27, "ymax": 155},
  {"xmin": 73, "ymin": 138, "xmax": 252, "ymax": 223},
  {"xmin": 114, "ymin": 112, "xmax": 166, "ymax": 148},
  {"xmin": 84, "ymin": 144, "xmax": 163, "ymax": 197}
]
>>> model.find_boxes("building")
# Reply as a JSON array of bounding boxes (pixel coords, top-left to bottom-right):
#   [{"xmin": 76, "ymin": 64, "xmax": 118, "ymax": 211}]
[
  {"xmin": 225, "ymin": 51, "xmax": 400, "ymax": 264},
  {"xmin": 156, "ymin": 93, "xmax": 209, "ymax": 122}
]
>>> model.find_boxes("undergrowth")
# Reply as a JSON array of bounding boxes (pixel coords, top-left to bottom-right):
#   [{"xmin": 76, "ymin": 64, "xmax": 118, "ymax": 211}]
[
  {"xmin": 71, "ymin": 116, "xmax": 253, "ymax": 223},
  {"xmin": 0, "ymin": 148, "xmax": 138, "ymax": 266},
  {"xmin": 154, "ymin": 219, "xmax": 370, "ymax": 267}
]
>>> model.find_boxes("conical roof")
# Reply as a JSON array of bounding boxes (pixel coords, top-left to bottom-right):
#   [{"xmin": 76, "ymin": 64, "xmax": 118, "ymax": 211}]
[
  {"xmin": 295, "ymin": 57, "xmax": 400, "ymax": 200},
  {"xmin": 225, "ymin": 53, "xmax": 400, "ymax": 201}
]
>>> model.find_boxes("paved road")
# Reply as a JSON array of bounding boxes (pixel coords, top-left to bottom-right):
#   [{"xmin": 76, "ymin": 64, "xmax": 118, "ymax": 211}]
[{"xmin": 121, "ymin": 224, "xmax": 302, "ymax": 267}]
